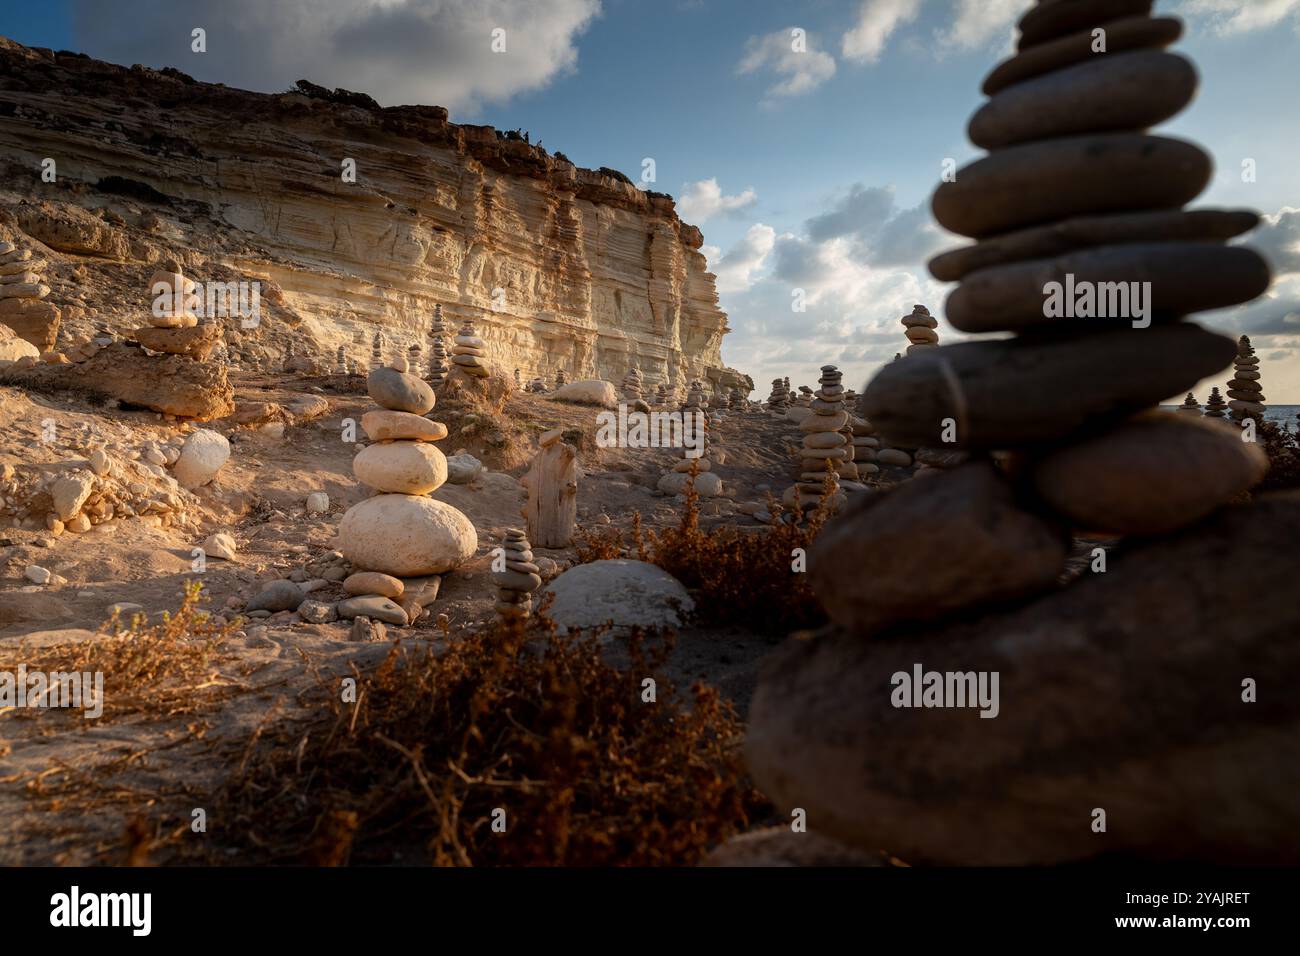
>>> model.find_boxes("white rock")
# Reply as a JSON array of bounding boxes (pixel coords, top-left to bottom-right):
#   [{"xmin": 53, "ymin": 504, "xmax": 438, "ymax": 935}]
[
  {"xmin": 339, "ymin": 494, "xmax": 477, "ymax": 577},
  {"xmin": 87, "ymin": 448, "xmax": 110, "ymax": 476},
  {"xmin": 24, "ymin": 565, "xmax": 51, "ymax": 585},
  {"xmin": 50, "ymin": 472, "xmax": 94, "ymax": 521},
  {"xmin": 305, "ymin": 492, "xmax": 330, "ymax": 514},
  {"xmin": 444, "ymin": 452, "xmax": 483, "ymax": 485},
  {"xmin": 354, "ymin": 443, "xmax": 447, "ymax": 495},
  {"xmin": 202, "ymin": 532, "xmax": 238, "ymax": 560},
  {"xmin": 541, "ymin": 560, "xmax": 695, "ymax": 634},
  {"xmin": 552, "ymin": 379, "xmax": 619, "ymax": 408},
  {"xmin": 173, "ymin": 429, "xmax": 230, "ymax": 489}
]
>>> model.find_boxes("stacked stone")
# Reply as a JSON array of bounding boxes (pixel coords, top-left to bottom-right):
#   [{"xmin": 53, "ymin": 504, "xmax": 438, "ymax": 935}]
[
  {"xmin": 514, "ymin": 368, "xmax": 522, "ymax": 389},
  {"xmin": 555, "ymin": 368, "xmax": 568, "ymax": 388},
  {"xmin": 450, "ymin": 320, "xmax": 489, "ymax": 378},
  {"xmin": 747, "ymin": 0, "xmax": 1278, "ymax": 869},
  {"xmin": 408, "ymin": 341, "xmax": 422, "ymax": 374},
  {"xmin": 796, "ymin": 386, "xmax": 813, "ymax": 408},
  {"xmin": 902, "ymin": 305, "xmax": 939, "ymax": 355},
  {"xmin": 783, "ymin": 365, "xmax": 849, "ymax": 512},
  {"xmin": 1203, "ymin": 387, "xmax": 1228, "ymax": 419},
  {"xmin": 848, "ymin": 415, "xmax": 879, "ymax": 476},
  {"xmin": 1227, "ymin": 335, "xmax": 1265, "ymax": 421},
  {"xmin": 0, "ymin": 239, "xmax": 59, "ymax": 353},
  {"xmin": 528, "ymin": 376, "xmax": 546, "ymax": 393},
  {"xmin": 729, "ymin": 388, "xmax": 744, "ymax": 411},
  {"xmin": 655, "ymin": 382, "xmax": 668, "ymax": 405},
  {"xmin": 427, "ymin": 305, "xmax": 449, "ymax": 386},
  {"xmin": 859, "ymin": 0, "xmax": 1269, "ymax": 505},
  {"xmin": 338, "ymin": 359, "xmax": 477, "ymax": 580},
  {"xmin": 656, "ymin": 379, "xmax": 723, "ymax": 497},
  {"xmin": 1177, "ymin": 392, "xmax": 1200, "ymax": 414},
  {"xmin": 370, "ymin": 332, "xmax": 384, "ymax": 371},
  {"xmin": 492, "ymin": 529, "xmax": 541, "ymax": 620},
  {"xmin": 335, "ymin": 345, "xmax": 347, "ymax": 374},
  {"xmin": 622, "ymin": 365, "xmax": 647, "ymax": 410},
  {"xmin": 767, "ymin": 379, "xmax": 789, "ymax": 410}
]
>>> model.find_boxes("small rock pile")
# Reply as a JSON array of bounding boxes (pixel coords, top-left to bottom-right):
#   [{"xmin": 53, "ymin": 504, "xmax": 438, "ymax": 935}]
[
  {"xmin": 901, "ymin": 304, "xmax": 939, "ymax": 355},
  {"xmin": 370, "ymin": 332, "xmax": 384, "ymax": 371},
  {"xmin": 555, "ymin": 368, "xmax": 568, "ymax": 389},
  {"xmin": 0, "ymin": 238, "xmax": 60, "ymax": 355},
  {"xmin": 1227, "ymin": 334, "xmax": 1265, "ymax": 421},
  {"xmin": 338, "ymin": 359, "xmax": 478, "ymax": 577},
  {"xmin": 657, "ymin": 379, "xmax": 722, "ymax": 497},
  {"xmin": 766, "ymin": 378, "xmax": 789, "ymax": 411},
  {"xmin": 492, "ymin": 528, "xmax": 541, "ymax": 620},
  {"xmin": 1204, "ymin": 387, "xmax": 1227, "ymax": 418},
  {"xmin": 1177, "ymin": 392, "xmax": 1200, "ymax": 414},
  {"xmin": 427, "ymin": 306, "xmax": 449, "ymax": 386},
  {"xmin": 783, "ymin": 365, "xmax": 848, "ymax": 512},
  {"xmin": 622, "ymin": 364, "xmax": 649, "ymax": 411},
  {"xmin": 450, "ymin": 320, "xmax": 489, "ymax": 378}
]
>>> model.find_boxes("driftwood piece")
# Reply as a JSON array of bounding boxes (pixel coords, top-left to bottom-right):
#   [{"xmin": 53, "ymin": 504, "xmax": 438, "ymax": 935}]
[{"xmin": 521, "ymin": 428, "xmax": 578, "ymax": 548}]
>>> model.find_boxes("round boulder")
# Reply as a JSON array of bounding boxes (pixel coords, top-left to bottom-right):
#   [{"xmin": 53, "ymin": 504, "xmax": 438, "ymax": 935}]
[
  {"xmin": 354, "ymin": 442, "xmax": 448, "ymax": 494},
  {"xmin": 173, "ymin": 429, "xmax": 231, "ymax": 489},
  {"xmin": 339, "ymin": 495, "xmax": 476, "ymax": 576},
  {"xmin": 540, "ymin": 559, "xmax": 694, "ymax": 634}
]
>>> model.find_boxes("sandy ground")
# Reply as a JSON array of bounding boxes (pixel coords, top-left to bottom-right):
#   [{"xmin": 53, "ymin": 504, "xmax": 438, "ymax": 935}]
[{"xmin": 0, "ymin": 372, "xmax": 828, "ymax": 863}]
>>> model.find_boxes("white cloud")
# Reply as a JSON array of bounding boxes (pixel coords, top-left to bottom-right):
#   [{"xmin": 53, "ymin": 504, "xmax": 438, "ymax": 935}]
[
  {"xmin": 841, "ymin": 0, "xmax": 923, "ymax": 63},
  {"xmin": 712, "ymin": 224, "xmax": 776, "ymax": 294},
  {"xmin": 70, "ymin": 0, "xmax": 601, "ymax": 113},
  {"xmin": 936, "ymin": 0, "xmax": 1021, "ymax": 52},
  {"xmin": 1252, "ymin": 207, "xmax": 1300, "ymax": 277},
  {"xmin": 1177, "ymin": 0, "xmax": 1300, "ymax": 34},
  {"xmin": 677, "ymin": 178, "xmax": 758, "ymax": 223},
  {"xmin": 737, "ymin": 27, "xmax": 837, "ymax": 100}
]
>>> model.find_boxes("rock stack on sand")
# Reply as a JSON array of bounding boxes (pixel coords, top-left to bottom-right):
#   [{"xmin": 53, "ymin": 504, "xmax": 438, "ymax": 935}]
[
  {"xmin": 408, "ymin": 341, "xmax": 422, "ymax": 374},
  {"xmin": 744, "ymin": 1, "xmax": 1281, "ymax": 866},
  {"xmin": 622, "ymin": 364, "xmax": 650, "ymax": 412},
  {"xmin": 0, "ymin": 239, "xmax": 60, "ymax": 352},
  {"xmin": 1227, "ymin": 335, "xmax": 1266, "ymax": 421},
  {"xmin": 338, "ymin": 359, "xmax": 477, "ymax": 577},
  {"xmin": 450, "ymin": 320, "xmax": 489, "ymax": 379},
  {"xmin": 767, "ymin": 379, "xmax": 789, "ymax": 411},
  {"xmin": 1204, "ymin": 387, "xmax": 1228, "ymax": 418},
  {"xmin": 370, "ymin": 332, "xmax": 383, "ymax": 371},
  {"xmin": 335, "ymin": 345, "xmax": 347, "ymax": 375},
  {"xmin": 782, "ymin": 365, "xmax": 849, "ymax": 512},
  {"xmin": 657, "ymin": 380, "xmax": 722, "ymax": 497},
  {"xmin": 493, "ymin": 529, "xmax": 541, "ymax": 621},
  {"xmin": 1178, "ymin": 392, "xmax": 1201, "ymax": 414},
  {"xmin": 427, "ymin": 306, "xmax": 449, "ymax": 386},
  {"xmin": 902, "ymin": 305, "xmax": 939, "ymax": 355}
]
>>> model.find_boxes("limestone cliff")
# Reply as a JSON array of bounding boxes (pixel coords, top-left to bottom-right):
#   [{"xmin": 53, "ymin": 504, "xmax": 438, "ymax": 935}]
[{"xmin": 0, "ymin": 37, "xmax": 747, "ymax": 394}]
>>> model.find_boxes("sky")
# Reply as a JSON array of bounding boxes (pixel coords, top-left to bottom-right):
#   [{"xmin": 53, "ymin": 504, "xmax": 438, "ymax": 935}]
[{"xmin": 0, "ymin": 0, "xmax": 1297, "ymax": 401}]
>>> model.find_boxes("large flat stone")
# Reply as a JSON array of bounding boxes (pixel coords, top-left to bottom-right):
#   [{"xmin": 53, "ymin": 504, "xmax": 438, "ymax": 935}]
[
  {"xmin": 932, "ymin": 134, "xmax": 1211, "ymax": 239},
  {"xmin": 858, "ymin": 323, "xmax": 1236, "ymax": 449},
  {"xmin": 746, "ymin": 492, "xmax": 1300, "ymax": 865},
  {"xmin": 970, "ymin": 51, "xmax": 1196, "ymax": 149}
]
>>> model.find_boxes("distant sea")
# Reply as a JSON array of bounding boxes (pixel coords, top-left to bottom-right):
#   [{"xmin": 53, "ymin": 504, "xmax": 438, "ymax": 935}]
[{"xmin": 1159, "ymin": 404, "xmax": 1300, "ymax": 431}]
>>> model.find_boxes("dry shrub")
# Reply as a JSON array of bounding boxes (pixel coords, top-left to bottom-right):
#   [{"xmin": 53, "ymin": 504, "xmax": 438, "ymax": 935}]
[
  {"xmin": 576, "ymin": 468, "xmax": 831, "ymax": 632},
  {"xmin": 202, "ymin": 614, "xmax": 764, "ymax": 865},
  {"xmin": 0, "ymin": 581, "xmax": 236, "ymax": 723},
  {"xmin": 1255, "ymin": 418, "xmax": 1300, "ymax": 493}
]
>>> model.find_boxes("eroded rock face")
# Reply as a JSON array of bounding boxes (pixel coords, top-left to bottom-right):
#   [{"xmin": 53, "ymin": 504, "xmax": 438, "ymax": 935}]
[
  {"xmin": 0, "ymin": 37, "xmax": 745, "ymax": 392},
  {"xmin": 748, "ymin": 493, "xmax": 1300, "ymax": 866}
]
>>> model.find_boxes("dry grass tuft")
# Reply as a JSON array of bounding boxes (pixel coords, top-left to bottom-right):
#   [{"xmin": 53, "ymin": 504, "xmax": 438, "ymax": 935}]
[
  {"xmin": 0, "ymin": 581, "xmax": 237, "ymax": 723},
  {"xmin": 577, "ymin": 467, "xmax": 832, "ymax": 632},
  {"xmin": 199, "ymin": 614, "xmax": 764, "ymax": 865}
]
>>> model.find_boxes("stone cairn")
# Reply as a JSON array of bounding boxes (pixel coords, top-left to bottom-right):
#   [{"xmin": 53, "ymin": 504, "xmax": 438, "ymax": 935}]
[
  {"xmin": 657, "ymin": 380, "xmax": 721, "ymax": 497},
  {"xmin": 335, "ymin": 345, "xmax": 348, "ymax": 375},
  {"xmin": 0, "ymin": 238, "xmax": 58, "ymax": 353},
  {"xmin": 767, "ymin": 378, "xmax": 789, "ymax": 410},
  {"xmin": 1203, "ymin": 386, "xmax": 1228, "ymax": 418},
  {"xmin": 783, "ymin": 365, "xmax": 848, "ymax": 512},
  {"xmin": 1227, "ymin": 335, "xmax": 1265, "ymax": 421},
  {"xmin": 555, "ymin": 368, "xmax": 568, "ymax": 389},
  {"xmin": 492, "ymin": 528, "xmax": 541, "ymax": 621},
  {"xmin": 427, "ymin": 305, "xmax": 449, "ymax": 386},
  {"xmin": 655, "ymin": 382, "xmax": 668, "ymax": 405},
  {"xmin": 370, "ymin": 332, "xmax": 384, "ymax": 371},
  {"xmin": 622, "ymin": 364, "xmax": 648, "ymax": 411},
  {"xmin": 450, "ymin": 320, "xmax": 489, "ymax": 378},
  {"xmin": 902, "ymin": 304, "xmax": 939, "ymax": 355},
  {"xmin": 795, "ymin": 385, "xmax": 814, "ymax": 408},
  {"xmin": 746, "ymin": 0, "xmax": 1278, "ymax": 868},
  {"xmin": 338, "ymin": 358, "xmax": 476, "ymax": 580},
  {"xmin": 528, "ymin": 375, "xmax": 546, "ymax": 393},
  {"xmin": 1177, "ymin": 392, "xmax": 1200, "ymax": 414},
  {"xmin": 513, "ymin": 368, "xmax": 522, "ymax": 390},
  {"xmin": 729, "ymin": 387, "xmax": 744, "ymax": 411},
  {"xmin": 408, "ymin": 341, "xmax": 422, "ymax": 374}
]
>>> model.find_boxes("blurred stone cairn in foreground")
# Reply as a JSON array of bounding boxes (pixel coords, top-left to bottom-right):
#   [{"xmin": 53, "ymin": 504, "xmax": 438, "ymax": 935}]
[{"xmin": 740, "ymin": 0, "xmax": 1299, "ymax": 866}]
